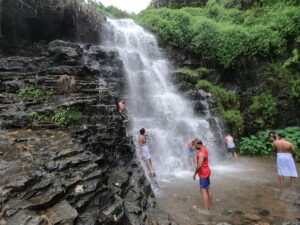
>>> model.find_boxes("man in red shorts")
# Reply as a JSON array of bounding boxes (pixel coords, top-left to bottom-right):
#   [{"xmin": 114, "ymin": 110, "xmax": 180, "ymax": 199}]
[{"xmin": 193, "ymin": 140, "xmax": 212, "ymax": 213}]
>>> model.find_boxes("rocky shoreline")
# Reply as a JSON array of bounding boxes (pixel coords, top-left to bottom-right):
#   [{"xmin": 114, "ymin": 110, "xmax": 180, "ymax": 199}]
[{"xmin": 0, "ymin": 40, "xmax": 177, "ymax": 225}]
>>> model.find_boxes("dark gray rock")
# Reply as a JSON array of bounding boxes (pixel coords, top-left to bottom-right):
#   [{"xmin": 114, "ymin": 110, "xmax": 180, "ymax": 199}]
[
  {"xmin": 45, "ymin": 201, "xmax": 78, "ymax": 225},
  {"xmin": 6, "ymin": 210, "xmax": 43, "ymax": 225},
  {"xmin": 0, "ymin": 40, "xmax": 177, "ymax": 225}
]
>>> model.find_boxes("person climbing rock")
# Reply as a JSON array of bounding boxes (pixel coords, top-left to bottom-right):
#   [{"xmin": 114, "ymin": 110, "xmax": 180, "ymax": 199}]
[
  {"xmin": 272, "ymin": 134, "xmax": 298, "ymax": 187},
  {"xmin": 193, "ymin": 140, "xmax": 212, "ymax": 213},
  {"xmin": 224, "ymin": 134, "xmax": 239, "ymax": 161},
  {"xmin": 138, "ymin": 128, "xmax": 156, "ymax": 177},
  {"xmin": 117, "ymin": 99, "xmax": 130, "ymax": 124}
]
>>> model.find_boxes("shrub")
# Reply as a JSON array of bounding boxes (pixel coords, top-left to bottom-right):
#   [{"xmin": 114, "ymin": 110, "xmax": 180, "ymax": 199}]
[
  {"xmin": 177, "ymin": 67, "xmax": 200, "ymax": 84},
  {"xmin": 28, "ymin": 108, "xmax": 82, "ymax": 127},
  {"xmin": 248, "ymin": 91, "xmax": 277, "ymax": 129},
  {"xmin": 18, "ymin": 87, "xmax": 45, "ymax": 100},
  {"xmin": 136, "ymin": 2, "xmax": 300, "ymax": 70},
  {"xmin": 196, "ymin": 79, "xmax": 238, "ymax": 112},
  {"xmin": 240, "ymin": 127, "xmax": 300, "ymax": 156},
  {"xmin": 196, "ymin": 80, "xmax": 243, "ymax": 132},
  {"xmin": 28, "ymin": 111, "xmax": 49, "ymax": 122},
  {"xmin": 137, "ymin": 8, "xmax": 192, "ymax": 48},
  {"xmin": 289, "ymin": 77, "xmax": 300, "ymax": 100},
  {"xmin": 223, "ymin": 109, "xmax": 244, "ymax": 133},
  {"xmin": 190, "ymin": 18, "xmax": 219, "ymax": 59},
  {"xmin": 240, "ymin": 134, "xmax": 271, "ymax": 156},
  {"xmin": 51, "ymin": 108, "xmax": 82, "ymax": 127}
]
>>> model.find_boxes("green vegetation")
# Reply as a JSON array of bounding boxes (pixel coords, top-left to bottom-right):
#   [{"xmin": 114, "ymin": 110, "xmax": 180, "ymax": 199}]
[
  {"xmin": 28, "ymin": 111, "xmax": 49, "ymax": 122},
  {"xmin": 51, "ymin": 108, "xmax": 82, "ymax": 127},
  {"xmin": 289, "ymin": 77, "xmax": 300, "ymax": 100},
  {"xmin": 18, "ymin": 87, "xmax": 45, "ymax": 100},
  {"xmin": 137, "ymin": 2, "xmax": 300, "ymax": 69},
  {"xmin": 248, "ymin": 91, "xmax": 277, "ymax": 130},
  {"xmin": 177, "ymin": 67, "xmax": 202, "ymax": 84},
  {"xmin": 28, "ymin": 108, "xmax": 82, "ymax": 127},
  {"xmin": 196, "ymin": 79, "xmax": 238, "ymax": 112},
  {"xmin": 18, "ymin": 86, "xmax": 54, "ymax": 101},
  {"xmin": 223, "ymin": 110, "xmax": 244, "ymax": 133},
  {"xmin": 240, "ymin": 127, "xmax": 300, "ymax": 156},
  {"xmin": 136, "ymin": 1, "xmax": 299, "ymax": 136},
  {"xmin": 92, "ymin": 2, "xmax": 132, "ymax": 18},
  {"xmin": 196, "ymin": 79, "xmax": 243, "ymax": 132}
]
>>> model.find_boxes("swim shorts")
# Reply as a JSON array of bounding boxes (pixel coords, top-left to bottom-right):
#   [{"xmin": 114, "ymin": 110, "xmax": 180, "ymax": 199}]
[
  {"xmin": 199, "ymin": 177, "xmax": 210, "ymax": 189},
  {"xmin": 227, "ymin": 147, "xmax": 236, "ymax": 153}
]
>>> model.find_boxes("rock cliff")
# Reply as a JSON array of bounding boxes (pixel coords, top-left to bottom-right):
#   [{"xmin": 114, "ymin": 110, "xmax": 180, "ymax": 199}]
[{"xmin": 0, "ymin": 39, "xmax": 177, "ymax": 225}]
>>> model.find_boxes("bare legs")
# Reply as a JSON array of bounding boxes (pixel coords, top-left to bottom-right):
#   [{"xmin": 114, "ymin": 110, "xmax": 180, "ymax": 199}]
[
  {"xmin": 290, "ymin": 177, "xmax": 296, "ymax": 187},
  {"xmin": 278, "ymin": 176, "xmax": 297, "ymax": 187},
  {"xmin": 200, "ymin": 187, "xmax": 213, "ymax": 213},
  {"xmin": 278, "ymin": 175, "xmax": 284, "ymax": 187},
  {"xmin": 229, "ymin": 152, "xmax": 239, "ymax": 161},
  {"xmin": 144, "ymin": 158, "xmax": 156, "ymax": 176}
]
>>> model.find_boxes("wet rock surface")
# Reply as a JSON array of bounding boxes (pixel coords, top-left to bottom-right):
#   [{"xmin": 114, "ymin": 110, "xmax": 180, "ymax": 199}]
[{"xmin": 0, "ymin": 40, "xmax": 177, "ymax": 225}]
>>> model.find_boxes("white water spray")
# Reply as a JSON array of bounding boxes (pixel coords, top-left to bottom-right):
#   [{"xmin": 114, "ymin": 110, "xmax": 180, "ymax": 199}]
[{"xmin": 102, "ymin": 19, "xmax": 224, "ymax": 177}]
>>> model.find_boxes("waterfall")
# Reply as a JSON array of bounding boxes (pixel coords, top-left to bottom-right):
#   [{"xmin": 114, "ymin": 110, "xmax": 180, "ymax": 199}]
[{"xmin": 102, "ymin": 19, "xmax": 224, "ymax": 177}]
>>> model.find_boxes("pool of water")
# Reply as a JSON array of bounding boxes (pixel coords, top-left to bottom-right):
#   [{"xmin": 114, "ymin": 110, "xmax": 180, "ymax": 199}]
[{"xmin": 156, "ymin": 157, "xmax": 300, "ymax": 225}]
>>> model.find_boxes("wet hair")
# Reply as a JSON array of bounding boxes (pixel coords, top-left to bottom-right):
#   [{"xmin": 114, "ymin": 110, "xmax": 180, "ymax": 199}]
[
  {"xmin": 140, "ymin": 128, "xmax": 145, "ymax": 135},
  {"xmin": 118, "ymin": 99, "xmax": 125, "ymax": 104},
  {"xmin": 196, "ymin": 139, "xmax": 203, "ymax": 145},
  {"xmin": 268, "ymin": 131, "xmax": 277, "ymax": 142},
  {"xmin": 278, "ymin": 133, "xmax": 285, "ymax": 138}
]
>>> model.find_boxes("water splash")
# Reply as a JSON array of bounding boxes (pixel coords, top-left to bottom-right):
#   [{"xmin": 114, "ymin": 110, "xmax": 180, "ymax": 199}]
[{"xmin": 102, "ymin": 19, "xmax": 225, "ymax": 177}]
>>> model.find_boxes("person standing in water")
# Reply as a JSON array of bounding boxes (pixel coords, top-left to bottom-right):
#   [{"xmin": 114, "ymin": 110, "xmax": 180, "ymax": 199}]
[
  {"xmin": 138, "ymin": 128, "xmax": 156, "ymax": 177},
  {"xmin": 193, "ymin": 140, "xmax": 212, "ymax": 213},
  {"xmin": 186, "ymin": 139, "xmax": 196, "ymax": 168},
  {"xmin": 272, "ymin": 134, "xmax": 298, "ymax": 187},
  {"xmin": 224, "ymin": 134, "xmax": 239, "ymax": 161}
]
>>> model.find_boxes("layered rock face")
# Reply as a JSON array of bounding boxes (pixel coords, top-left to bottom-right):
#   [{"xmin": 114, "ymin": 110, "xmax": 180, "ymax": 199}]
[
  {"xmin": 0, "ymin": 0, "xmax": 102, "ymax": 44},
  {"xmin": 0, "ymin": 40, "xmax": 177, "ymax": 225}
]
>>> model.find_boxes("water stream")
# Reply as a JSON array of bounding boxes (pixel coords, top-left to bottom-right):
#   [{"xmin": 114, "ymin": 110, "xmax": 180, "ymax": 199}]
[{"xmin": 101, "ymin": 19, "xmax": 225, "ymax": 178}]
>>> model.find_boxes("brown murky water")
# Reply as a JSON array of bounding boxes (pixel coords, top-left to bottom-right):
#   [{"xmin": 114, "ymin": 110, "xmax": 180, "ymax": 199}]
[{"xmin": 156, "ymin": 157, "xmax": 300, "ymax": 225}]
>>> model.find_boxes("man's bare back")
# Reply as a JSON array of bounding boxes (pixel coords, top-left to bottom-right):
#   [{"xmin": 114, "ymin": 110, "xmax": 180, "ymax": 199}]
[{"xmin": 273, "ymin": 139, "xmax": 296, "ymax": 155}]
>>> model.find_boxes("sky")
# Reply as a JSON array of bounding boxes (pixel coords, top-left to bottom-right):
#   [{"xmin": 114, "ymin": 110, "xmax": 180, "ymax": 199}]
[{"xmin": 97, "ymin": 0, "xmax": 152, "ymax": 13}]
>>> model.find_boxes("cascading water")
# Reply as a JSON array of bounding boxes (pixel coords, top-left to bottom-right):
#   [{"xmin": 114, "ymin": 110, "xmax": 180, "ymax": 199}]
[{"xmin": 102, "ymin": 19, "xmax": 225, "ymax": 178}]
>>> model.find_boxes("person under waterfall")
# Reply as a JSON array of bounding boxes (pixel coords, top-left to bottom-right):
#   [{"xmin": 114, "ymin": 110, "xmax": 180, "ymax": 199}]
[
  {"xmin": 193, "ymin": 140, "xmax": 213, "ymax": 214},
  {"xmin": 224, "ymin": 134, "xmax": 239, "ymax": 161},
  {"xmin": 138, "ymin": 128, "xmax": 156, "ymax": 177},
  {"xmin": 186, "ymin": 139, "xmax": 196, "ymax": 169},
  {"xmin": 272, "ymin": 133, "xmax": 298, "ymax": 187}
]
